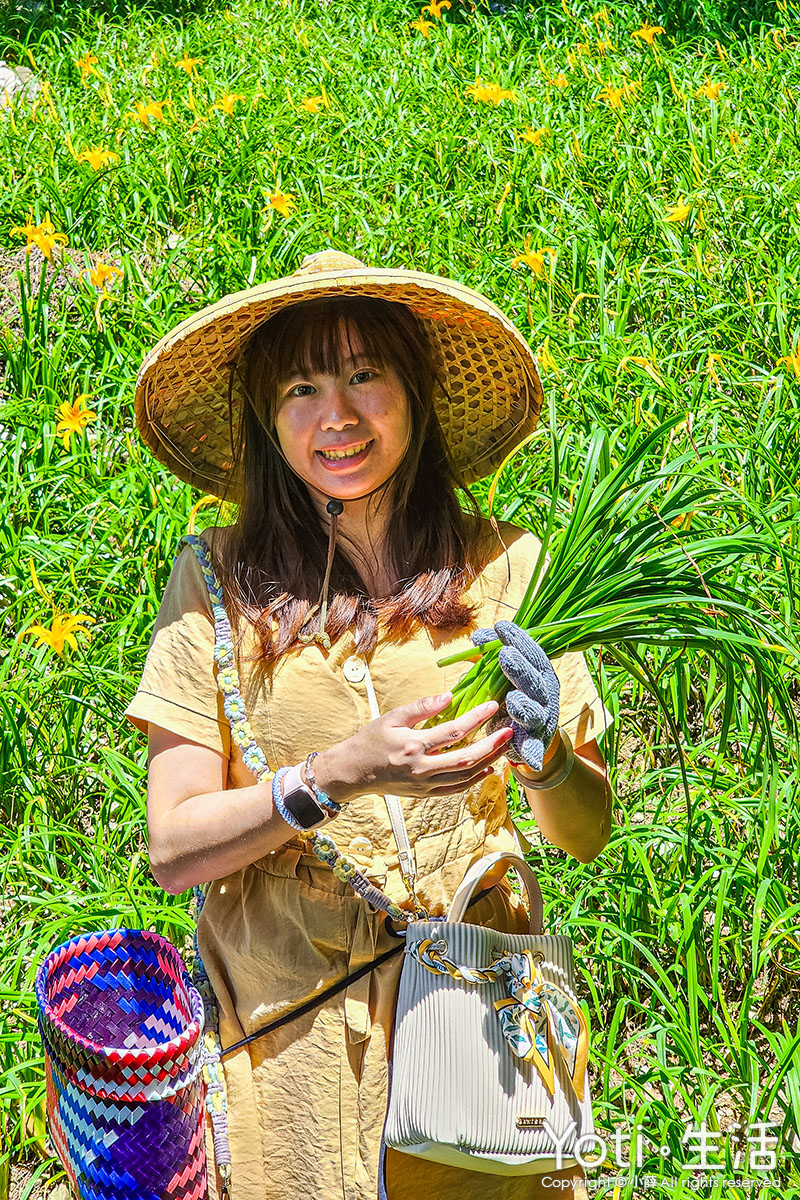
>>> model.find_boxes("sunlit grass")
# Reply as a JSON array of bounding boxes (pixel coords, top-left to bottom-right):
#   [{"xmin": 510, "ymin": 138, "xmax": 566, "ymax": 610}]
[{"xmin": 2, "ymin": 0, "xmax": 800, "ymax": 1195}]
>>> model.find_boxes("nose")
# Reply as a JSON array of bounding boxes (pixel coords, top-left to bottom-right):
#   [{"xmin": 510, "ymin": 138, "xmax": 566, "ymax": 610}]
[{"xmin": 320, "ymin": 381, "xmax": 360, "ymax": 431}]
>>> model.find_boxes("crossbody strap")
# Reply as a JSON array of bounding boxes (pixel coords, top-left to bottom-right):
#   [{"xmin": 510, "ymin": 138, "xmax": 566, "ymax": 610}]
[
  {"xmin": 180, "ymin": 534, "xmax": 416, "ymax": 924},
  {"xmin": 360, "ymin": 657, "xmax": 421, "ymax": 914}
]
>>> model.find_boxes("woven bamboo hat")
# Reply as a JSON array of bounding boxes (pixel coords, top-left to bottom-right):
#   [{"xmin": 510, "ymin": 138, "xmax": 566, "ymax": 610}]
[{"xmin": 134, "ymin": 249, "xmax": 544, "ymax": 496}]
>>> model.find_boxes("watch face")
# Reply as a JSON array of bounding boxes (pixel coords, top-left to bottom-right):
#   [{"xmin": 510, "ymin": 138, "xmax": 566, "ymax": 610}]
[{"xmin": 282, "ymin": 785, "xmax": 326, "ymax": 829}]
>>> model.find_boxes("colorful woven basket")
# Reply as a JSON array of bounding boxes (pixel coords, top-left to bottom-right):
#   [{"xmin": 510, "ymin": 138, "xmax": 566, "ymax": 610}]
[{"xmin": 36, "ymin": 928, "xmax": 207, "ymax": 1200}]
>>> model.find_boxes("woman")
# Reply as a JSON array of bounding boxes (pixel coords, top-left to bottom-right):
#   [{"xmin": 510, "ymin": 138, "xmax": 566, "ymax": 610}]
[{"xmin": 125, "ymin": 249, "xmax": 613, "ymax": 1200}]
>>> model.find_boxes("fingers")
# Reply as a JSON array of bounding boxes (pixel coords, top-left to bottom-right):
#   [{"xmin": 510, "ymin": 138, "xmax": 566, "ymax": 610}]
[
  {"xmin": 498, "ymin": 645, "xmax": 555, "ymax": 701},
  {"xmin": 506, "ymin": 690, "xmax": 550, "ymax": 729},
  {"xmin": 495, "ymin": 621, "xmax": 552, "ymax": 673},
  {"xmin": 388, "ymin": 691, "xmax": 453, "ymax": 727},
  {"xmin": 470, "ymin": 626, "xmax": 497, "ymax": 649},
  {"xmin": 416, "ymin": 699, "xmax": 500, "ymax": 750},
  {"xmin": 421, "ymin": 724, "xmax": 513, "ymax": 776}
]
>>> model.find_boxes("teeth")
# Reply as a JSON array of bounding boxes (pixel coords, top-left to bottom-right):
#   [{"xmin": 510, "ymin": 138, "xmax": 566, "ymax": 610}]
[{"xmin": 320, "ymin": 441, "xmax": 370, "ymax": 460}]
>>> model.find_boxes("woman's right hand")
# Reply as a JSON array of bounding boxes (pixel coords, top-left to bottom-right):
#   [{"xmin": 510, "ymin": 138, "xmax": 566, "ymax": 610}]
[{"xmin": 311, "ymin": 692, "xmax": 514, "ymax": 805}]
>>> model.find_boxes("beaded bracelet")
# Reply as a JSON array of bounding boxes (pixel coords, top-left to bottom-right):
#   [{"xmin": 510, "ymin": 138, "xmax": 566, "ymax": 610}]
[{"xmin": 303, "ymin": 751, "xmax": 341, "ymax": 817}]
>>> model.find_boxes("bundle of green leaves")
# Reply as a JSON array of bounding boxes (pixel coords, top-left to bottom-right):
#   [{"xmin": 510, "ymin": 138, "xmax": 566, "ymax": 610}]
[{"xmin": 431, "ymin": 415, "xmax": 797, "ymax": 762}]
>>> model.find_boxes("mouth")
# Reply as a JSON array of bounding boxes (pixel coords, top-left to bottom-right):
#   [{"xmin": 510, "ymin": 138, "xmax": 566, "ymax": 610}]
[{"xmin": 316, "ymin": 439, "xmax": 374, "ymax": 469}]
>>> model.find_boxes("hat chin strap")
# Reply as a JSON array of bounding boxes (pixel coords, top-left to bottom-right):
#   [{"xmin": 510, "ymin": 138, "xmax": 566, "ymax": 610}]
[{"xmin": 263, "ymin": 425, "xmax": 392, "ymax": 648}]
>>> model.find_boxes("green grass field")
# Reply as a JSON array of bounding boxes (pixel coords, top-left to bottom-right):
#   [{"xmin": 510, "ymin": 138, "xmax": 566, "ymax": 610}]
[{"xmin": 1, "ymin": 0, "xmax": 799, "ymax": 1195}]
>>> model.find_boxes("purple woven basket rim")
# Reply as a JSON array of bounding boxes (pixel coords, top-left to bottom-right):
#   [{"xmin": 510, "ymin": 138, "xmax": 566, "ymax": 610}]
[{"xmin": 36, "ymin": 928, "xmax": 204, "ymax": 1066}]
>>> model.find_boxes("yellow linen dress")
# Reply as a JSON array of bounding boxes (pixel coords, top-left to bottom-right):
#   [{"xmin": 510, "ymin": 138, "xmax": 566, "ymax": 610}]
[{"xmin": 125, "ymin": 518, "xmax": 611, "ymax": 1200}]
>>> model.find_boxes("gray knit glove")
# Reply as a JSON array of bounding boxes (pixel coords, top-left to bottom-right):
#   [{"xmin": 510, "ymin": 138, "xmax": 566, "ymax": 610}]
[{"xmin": 471, "ymin": 620, "xmax": 560, "ymax": 773}]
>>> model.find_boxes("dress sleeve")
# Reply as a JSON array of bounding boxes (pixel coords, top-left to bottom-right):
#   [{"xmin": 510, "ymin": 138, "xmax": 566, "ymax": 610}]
[
  {"xmin": 123, "ymin": 544, "xmax": 230, "ymax": 756},
  {"xmin": 493, "ymin": 521, "xmax": 614, "ymax": 749}
]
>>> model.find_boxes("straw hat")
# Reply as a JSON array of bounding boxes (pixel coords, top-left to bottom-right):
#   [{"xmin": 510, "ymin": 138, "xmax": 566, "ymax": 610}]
[{"xmin": 134, "ymin": 249, "xmax": 544, "ymax": 495}]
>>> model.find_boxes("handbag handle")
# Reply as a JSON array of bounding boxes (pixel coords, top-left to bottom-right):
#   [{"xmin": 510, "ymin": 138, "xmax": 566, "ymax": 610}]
[{"xmin": 447, "ymin": 852, "xmax": 543, "ymax": 935}]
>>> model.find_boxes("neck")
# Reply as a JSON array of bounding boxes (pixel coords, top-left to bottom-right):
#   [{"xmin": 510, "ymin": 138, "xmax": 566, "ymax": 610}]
[{"xmin": 310, "ymin": 488, "xmax": 395, "ymax": 595}]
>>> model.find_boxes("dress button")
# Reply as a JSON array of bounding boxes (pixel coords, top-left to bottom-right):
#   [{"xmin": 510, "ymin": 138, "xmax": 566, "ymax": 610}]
[
  {"xmin": 348, "ymin": 836, "xmax": 373, "ymax": 867},
  {"xmin": 343, "ymin": 655, "xmax": 366, "ymax": 684}
]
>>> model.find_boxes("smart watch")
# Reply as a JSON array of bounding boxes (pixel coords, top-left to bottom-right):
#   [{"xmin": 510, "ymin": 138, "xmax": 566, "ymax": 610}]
[{"xmin": 279, "ymin": 763, "xmax": 329, "ymax": 830}]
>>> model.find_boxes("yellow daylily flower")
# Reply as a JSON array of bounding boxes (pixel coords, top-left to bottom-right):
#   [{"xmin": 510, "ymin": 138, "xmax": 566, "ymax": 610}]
[
  {"xmin": 631, "ymin": 21, "xmax": 665, "ymax": 45},
  {"xmin": 214, "ymin": 91, "xmax": 246, "ymax": 116},
  {"xmin": 696, "ymin": 79, "xmax": 725, "ymax": 100},
  {"xmin": 777, "ymin": 349, "xmax": 800, "ymax": 379},
  {"xmin": 594, "ymin": 5, "xmax": 611, "ymax": 24},
  {"xmin": 665, "ymin": 195, "xmax": 691, "ymax": 222},
  {"xmin": 466, "ymin": 79, "xmax": 516, "ymax": 105},
  {"xmin": 175, "ymin": 55, "xmax": 203, "ymax": 76},
  {"xmin": 706, "ymin": 353, "xmax": 723, "ymax": 385},
  {"xmin": 410, "ymin": 16, "xmax": 434, "ymax": 36},
  {"xmin": 617, "ymin": 354, "xmax": 663, "ymax": 384},
  {"xmin": 126, "ymin": 99, "xmax": 168, "ymax": 128},
  {"xmin": 10, "ymin": 213, "xmax": 38, "ymax": 244},
  {"xmin": 520, "ymin": 125, "xmax": 549, "ymax": 146},
  {"xmin": 596, "ymin": 37, "xmax": 614, "ymax": 55},
  {"xmin": 11, "ymin": 211, "xmax": 68, "ymax": 260},
  {"xmin": 76, "ymin": 52, "xmax": 101, "ymax": 84},
  {"xmin": 597, "ymin": 83, "xmax": 627, "ymax": 109},
  {"xmin": 511, "ymin": 241, "xmax": 556, "ymax": 277},
  {"xmin": 536, "ymin": 336, "xmax": 559, "ymax": 375},
  {"xmin": 728, "ymin": 128, "xmax": 742, "ymax": 147},
  {"xmin": 77, "ymin": 146, "xmax": 119, "ymax": 170},
  {"xmin": 88, "ymin": 260, "xmax": 123, "ymax": 290},
  {"xmin": 422, "ymin": 0, "xmax": 451, "ymax": 15},
  {"xmin": 267, "ymin": 189, "xmax": 298, "ymax": 218},
  {"xmin": 299, "ymin": 94, "xmax": 329, "ymax": 113},
  {"xmin": 55, "ymin": 395, "xmax": 97, "ymax": 448},
  {"xmin": 549, "ymin": 73, "xmax": 570, "ymax": 89},
  {"xmin": 21, "ymin": 611, "xmax": 95, "ymax": 656}
]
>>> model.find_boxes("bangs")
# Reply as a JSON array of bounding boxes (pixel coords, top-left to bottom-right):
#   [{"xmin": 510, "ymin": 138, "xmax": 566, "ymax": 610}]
[
  {"xmin": 279, "ymin": 301, "xmax": 393, "ymax": 379},
  {"xmin": 244, "ymin": 295, "xmax": 429, "ymax": 423}
]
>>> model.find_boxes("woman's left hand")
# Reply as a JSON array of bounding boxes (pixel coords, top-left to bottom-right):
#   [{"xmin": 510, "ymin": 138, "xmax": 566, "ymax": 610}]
[{"xmin": 471, "ymin": 620, "xmax": 560, "ymax": 773}]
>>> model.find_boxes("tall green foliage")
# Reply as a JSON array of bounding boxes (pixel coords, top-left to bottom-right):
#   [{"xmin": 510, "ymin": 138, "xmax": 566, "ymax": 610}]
[{"xmin": 2, "ymin": 0, "xmax": 800, "ymax": 1195}]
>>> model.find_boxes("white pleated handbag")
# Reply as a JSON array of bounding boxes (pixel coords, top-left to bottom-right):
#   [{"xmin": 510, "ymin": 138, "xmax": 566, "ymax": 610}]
[{"xmin": 384, "ymin": 852, "xmax": 594, "ymax": 1175}]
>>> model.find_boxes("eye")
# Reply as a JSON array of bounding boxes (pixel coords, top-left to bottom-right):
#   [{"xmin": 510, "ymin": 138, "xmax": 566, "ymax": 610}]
[
  {"xmin": 287, "ymin": 383, "xmax": 315, "ymax": 398},
  {"xmin": 351, "ymin": 369, "xmax": 375, "ymax": 384}
]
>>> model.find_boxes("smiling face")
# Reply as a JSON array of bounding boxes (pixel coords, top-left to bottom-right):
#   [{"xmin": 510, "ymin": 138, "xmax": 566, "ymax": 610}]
[{"xmin": 274, "ymin": 320, "xmax": 412, "ymax": 505}]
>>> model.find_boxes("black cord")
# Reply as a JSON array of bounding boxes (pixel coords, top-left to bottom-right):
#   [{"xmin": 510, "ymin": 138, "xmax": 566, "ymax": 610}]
[{"xmin": 220, "ymin": 884, "xmax": 497, "ymax": 1059}]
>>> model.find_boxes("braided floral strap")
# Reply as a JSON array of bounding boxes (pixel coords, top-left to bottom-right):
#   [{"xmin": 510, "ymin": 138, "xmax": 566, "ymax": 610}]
[
  {"xmin": 191, "ymin": 886, "xmax": 231, "ymax": 1197},
  {"xmin": 179, "ymin": 535, "xmax": 413, "ymax": 925}
]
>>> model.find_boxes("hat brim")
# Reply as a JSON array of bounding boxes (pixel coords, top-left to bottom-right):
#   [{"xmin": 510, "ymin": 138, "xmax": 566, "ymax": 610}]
[{"xmin": 134, "ymin": 265, "xmax": 543, "ymax": 495}]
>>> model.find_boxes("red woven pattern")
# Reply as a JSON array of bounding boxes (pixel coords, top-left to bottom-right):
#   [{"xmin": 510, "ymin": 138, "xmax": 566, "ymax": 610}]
[{"xmin": 37, "ymin": 929, "xmax": 204, "ymax": 1100}]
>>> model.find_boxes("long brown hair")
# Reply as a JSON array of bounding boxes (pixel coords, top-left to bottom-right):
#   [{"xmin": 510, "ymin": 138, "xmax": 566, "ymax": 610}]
[{"xmin": 212, "ymin": 294, "xmax": 495, "ymax": 670}]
